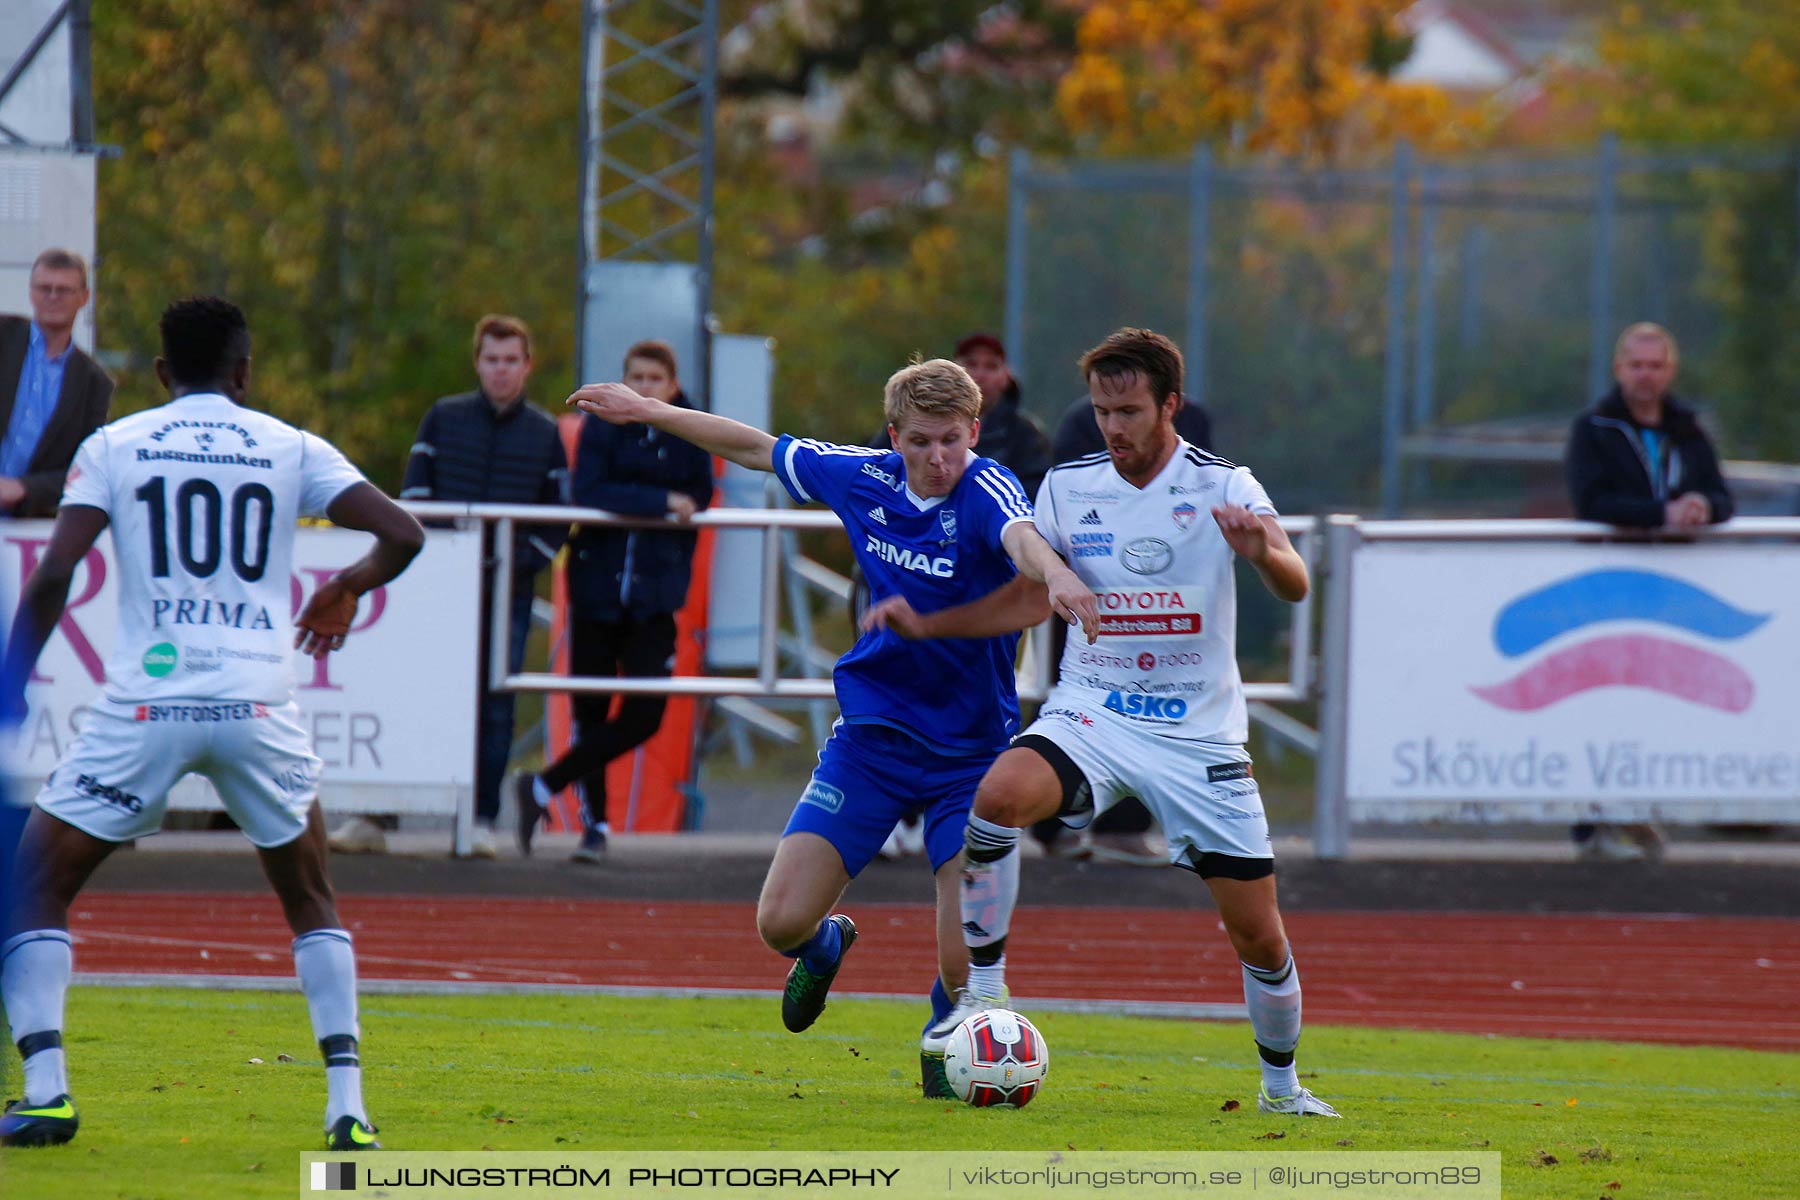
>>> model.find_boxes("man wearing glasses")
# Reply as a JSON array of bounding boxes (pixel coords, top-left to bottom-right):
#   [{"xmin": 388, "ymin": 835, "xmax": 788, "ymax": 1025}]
[{"xmin": 0, "ymin": 249, "xmax": 115, "ymax": 517}]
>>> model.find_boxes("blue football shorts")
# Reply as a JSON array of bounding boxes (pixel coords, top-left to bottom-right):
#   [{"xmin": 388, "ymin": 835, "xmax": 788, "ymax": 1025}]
[{"xmin": 782, "ymin": 720, "xmax": 995, "ymax": 877}]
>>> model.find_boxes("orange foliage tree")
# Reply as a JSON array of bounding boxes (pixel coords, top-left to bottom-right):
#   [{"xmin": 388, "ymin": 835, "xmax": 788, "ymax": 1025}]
[{"xmin": 1056, "ymin": 0, "xmax": 1471, "ymax": 159}]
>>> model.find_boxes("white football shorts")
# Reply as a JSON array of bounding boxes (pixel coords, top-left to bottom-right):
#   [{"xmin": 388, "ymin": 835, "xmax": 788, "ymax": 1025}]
[
  {"xmin": 36, "ymin": 698, "xmax": 322, "ymax": 848},
  {"xmin": 1020, "ymin": 688, "xmax": 1273, "ymax": 867}
]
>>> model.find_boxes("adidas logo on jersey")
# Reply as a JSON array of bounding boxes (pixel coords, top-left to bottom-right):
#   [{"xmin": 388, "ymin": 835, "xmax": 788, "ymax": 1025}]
[
  {"xmin": 867, "ymin": 506, "xmax": 888, "ymax": 525},
  {"xmin": 1078, "ymin": 509, "xmax": 1104, "ymax": 526}
]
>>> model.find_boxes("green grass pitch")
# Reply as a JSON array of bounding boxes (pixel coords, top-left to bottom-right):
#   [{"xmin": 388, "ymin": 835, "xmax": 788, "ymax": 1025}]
[{"xmin": 1, "ymin": 986, "xmax": 1790, "ymax": 1198}]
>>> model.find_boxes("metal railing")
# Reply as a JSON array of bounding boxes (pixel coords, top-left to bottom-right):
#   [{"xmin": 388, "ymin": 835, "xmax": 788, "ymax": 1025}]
[{"xmin": 401, "ymin": 500, "xmax": 1321, "ymax": 709}]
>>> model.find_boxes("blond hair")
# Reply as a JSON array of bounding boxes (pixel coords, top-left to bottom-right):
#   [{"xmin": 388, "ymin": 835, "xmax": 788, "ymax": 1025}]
[
  {"xmin": 882, "ymin": 358, "xmax": 981, "ymax": 430},
  {"xmin": 1614, "ymin": 321, "xmax": 1678, "ymax": 367}
]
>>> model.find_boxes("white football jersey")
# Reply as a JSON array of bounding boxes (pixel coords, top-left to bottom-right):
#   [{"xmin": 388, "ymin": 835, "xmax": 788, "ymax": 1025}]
[
  {"xmin": 60, "ymin": 392, "xmax": 366, "ymax": 704},
  {"xmin": 1034, "ymin": 440, "xmax": 1277, "ymax": 743}
]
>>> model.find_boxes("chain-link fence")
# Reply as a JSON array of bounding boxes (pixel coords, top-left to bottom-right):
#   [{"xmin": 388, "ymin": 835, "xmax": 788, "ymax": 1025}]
[{"xmin": 1005, "ymin": 140, "xmax": 1800, "ymax": 518}]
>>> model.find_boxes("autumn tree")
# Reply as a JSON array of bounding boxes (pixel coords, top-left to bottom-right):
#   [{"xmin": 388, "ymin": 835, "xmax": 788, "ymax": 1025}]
[{"xmin": 1056, "ymin": 0, "xmax": 1470, "ymax": 159}]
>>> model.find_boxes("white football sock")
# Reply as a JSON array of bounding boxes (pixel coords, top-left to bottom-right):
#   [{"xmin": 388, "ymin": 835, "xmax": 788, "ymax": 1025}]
[
  {"xmin": 293, "ymin": 929, "xmax": 366, "ymax": 1125},
  {"xmin": 1242, "ymin": 955, "xmax": 1302, "ymax": 1096},
  {"xmin": 962, "ymin": 815, "xmax": 1020, "ymax": 998},
  {"xmin": 2, "ymin": 930, "xmax": 73, "ymax": 1105}
]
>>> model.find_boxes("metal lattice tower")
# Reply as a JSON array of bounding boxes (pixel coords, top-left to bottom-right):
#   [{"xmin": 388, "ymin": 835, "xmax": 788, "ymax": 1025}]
[{"xmin": 577, "ymin": 0, "xmax": 717, "ymax": 401}]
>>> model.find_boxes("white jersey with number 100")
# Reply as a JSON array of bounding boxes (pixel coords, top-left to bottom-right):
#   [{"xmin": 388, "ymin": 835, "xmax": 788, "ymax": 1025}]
[
  {"xmin": 59, "ymin": 391, "xmax": 367, "ymax": 705},
  {"xmin": 1033, "ymin": 440, "xmax": 1278, "ymax": 744}
]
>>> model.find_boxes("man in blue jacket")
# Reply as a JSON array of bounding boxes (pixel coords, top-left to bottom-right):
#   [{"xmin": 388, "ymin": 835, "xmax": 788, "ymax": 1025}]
[{"xmin": 514, "ymin": 341, "xmax": 713, "ymax": 862}]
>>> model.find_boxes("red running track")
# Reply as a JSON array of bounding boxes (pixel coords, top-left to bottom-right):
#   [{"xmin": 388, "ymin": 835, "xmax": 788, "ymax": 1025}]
[{"xmin": 64, "ymin": 892, "xmax": 1800, "ymax": 1052}]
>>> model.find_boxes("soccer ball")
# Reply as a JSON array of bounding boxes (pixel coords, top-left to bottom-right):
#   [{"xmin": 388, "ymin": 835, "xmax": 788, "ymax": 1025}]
[{"xmin": 942, "ymin": 1008, "xmax": 1049, "ymax": 1108}]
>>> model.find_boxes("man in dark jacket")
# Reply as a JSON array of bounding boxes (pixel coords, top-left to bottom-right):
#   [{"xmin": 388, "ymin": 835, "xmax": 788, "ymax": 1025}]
[
  {"xmin": 0, "ymin": 249, "xmax": 114, "ymax": 516},
  {"xmin": 513, "ymin": 340, "xmax": 712, "ymax": 862},
  {"xmin": 950, "ymin": 333, "xmax": 1051, "ymax": 498},
  {"xmin": 1563, "ymin": 322, "xmax": 1733, "ymax": 863},
  {"xmin": 329, "ymin": 314, "xmax": 567, "ymax": 858},
  {"xmin": 1567, "ymin": 322, "xmax": 1734, "ymax": 530}
]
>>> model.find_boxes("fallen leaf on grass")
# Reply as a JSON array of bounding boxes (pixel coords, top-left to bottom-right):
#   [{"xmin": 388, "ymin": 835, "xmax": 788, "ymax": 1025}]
[
  {"xmin": 1257, "ymin": 1131, "xmax": 1286, "ymax": 1141},
  {"xmin": 1532, "ymin": 1151, "xmax": 1559, "ymax": 1168},
  {"xmin": 1219, "ymin": 1100, "xmax": 1240, "ymax": 1112}
]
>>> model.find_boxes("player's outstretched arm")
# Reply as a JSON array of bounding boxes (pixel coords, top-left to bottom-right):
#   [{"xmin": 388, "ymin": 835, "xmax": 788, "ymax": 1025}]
[
  {"xmin": 1002, "ymin": 521, "xmax": 1100, "ymax": 643},
  {"xmin": 1, "ymin": 505, "xmax": 109, "ymax": 716},
  {"xmin": 861, "ymin": 574, "xmax": 1052, "ymax": 642},
  {"xmin": 1212, "ymin": 506, "xmax": 1309, "ymax": 602},
  {"xmin": 294, "ymin": 483, "xmax": 426, "ymax": 660},
  {"xmin": 570, "ymin": 382, "xmax": 775, "ymax": 473}
]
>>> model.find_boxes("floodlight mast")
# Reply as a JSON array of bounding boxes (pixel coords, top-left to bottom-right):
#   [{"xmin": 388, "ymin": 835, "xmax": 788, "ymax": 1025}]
[{"xmin": 577, "ymin": 0, "xmax": 718, "ymax": 409}]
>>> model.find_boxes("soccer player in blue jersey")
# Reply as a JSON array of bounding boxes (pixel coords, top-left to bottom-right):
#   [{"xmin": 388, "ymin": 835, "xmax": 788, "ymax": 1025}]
[{"xmin": 570, "ymin": 360, "xmax": 1096, "ymax": 1080}]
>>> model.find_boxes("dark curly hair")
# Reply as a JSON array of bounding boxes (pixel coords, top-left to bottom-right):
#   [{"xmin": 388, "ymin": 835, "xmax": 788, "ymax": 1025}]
[{"xmin": 159, "ymin": 296, "xmax": 250, "ymax": 386}]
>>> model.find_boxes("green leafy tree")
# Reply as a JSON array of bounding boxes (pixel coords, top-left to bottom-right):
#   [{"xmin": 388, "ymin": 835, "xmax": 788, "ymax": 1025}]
[
  {"xmin": 94, "ymin": 0, "xmax": 583, "ymax": 487},
  {"xmin": 1566, "ymin": 1, "xmax": 1800, "ymax": 459}
]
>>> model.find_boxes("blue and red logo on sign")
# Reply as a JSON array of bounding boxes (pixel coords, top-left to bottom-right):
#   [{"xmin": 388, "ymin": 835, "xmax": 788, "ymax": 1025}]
[{"xmin": 1469, "ymin": 569, "xmax": 1768, "ymax": 713}]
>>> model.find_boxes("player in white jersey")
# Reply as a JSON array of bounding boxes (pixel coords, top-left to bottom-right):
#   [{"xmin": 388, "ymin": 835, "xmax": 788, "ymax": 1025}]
[
  {"xmin": 0, "ymin": 297, "xmax": 424, "ymax": 1149},
  {"xmin": 872, "ymin": 328, "xmax": 1338, "ymax": 1116}
]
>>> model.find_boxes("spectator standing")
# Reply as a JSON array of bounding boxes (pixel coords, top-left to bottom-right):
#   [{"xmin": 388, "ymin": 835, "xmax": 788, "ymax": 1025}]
[
  {"xmin": 513, "ymin": 341, "xmax": 712, "ymax": 863},
  {"xmin": 0, "ymin": 249, "xmax": 115, "ymax": 516},
  {"xmin": 328, "ymin": 315, "xmax": 567, "ymax": 858},
  {"xmin": 1563, "ymin": 321, "xmax": 1734, "ymax": 861},
  {"xmin": 948, "ymin": 333, "xmax": 1051, "ymax": 499}
]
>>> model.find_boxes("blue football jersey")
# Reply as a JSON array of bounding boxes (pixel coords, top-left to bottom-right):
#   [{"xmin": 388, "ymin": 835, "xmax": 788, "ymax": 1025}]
[{"xmin": 772, "ymin": 435, "xmax": 1036, "ymax": 755}]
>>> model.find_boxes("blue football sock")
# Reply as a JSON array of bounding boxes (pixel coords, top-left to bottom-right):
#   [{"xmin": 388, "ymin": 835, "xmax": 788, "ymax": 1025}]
[
  {"xmin": 922, "ymin": 977, "xmax": 953, "ymax": 1039},
  {"xmin": 791, "ymin": 918, "xmax": 842, "ymax": 975}
]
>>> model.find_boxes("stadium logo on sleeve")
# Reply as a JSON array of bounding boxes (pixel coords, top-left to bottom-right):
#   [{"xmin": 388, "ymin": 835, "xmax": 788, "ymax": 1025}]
[{"xmin": 1470, "ymin": 569, "xmax": 1768, "ymax": 713}]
